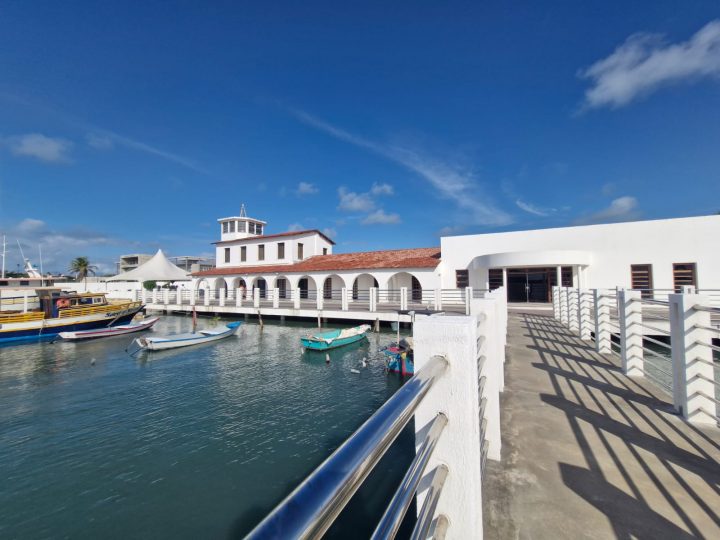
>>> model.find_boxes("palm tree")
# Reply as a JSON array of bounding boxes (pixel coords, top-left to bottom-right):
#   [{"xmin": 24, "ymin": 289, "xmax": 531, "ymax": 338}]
[{"xmin": 69, "ymin": 256, "xmax": 98, "ymax": 291}]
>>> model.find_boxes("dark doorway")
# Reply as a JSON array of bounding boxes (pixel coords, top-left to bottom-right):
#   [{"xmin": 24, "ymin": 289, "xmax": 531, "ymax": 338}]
[
  {"xmin": 505, "ymin": 267, "xmax": 570, "ymax": 303},
  {"xmin": 256, "ymin": 278, "xmax": 267, "ymax": 299},
  {"xmin": 299, "ymin": 278, "xmax": 309, "ymax": 299}
]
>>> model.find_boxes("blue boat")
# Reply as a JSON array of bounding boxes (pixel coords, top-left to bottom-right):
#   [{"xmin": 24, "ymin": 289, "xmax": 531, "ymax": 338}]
[
  {"xmin": 381, "ymin": 338, "xmax": 414, "ymax": 376},
  {"xmin": 301, "ymin": 324, "xmax": 370, "ymax": 351}
]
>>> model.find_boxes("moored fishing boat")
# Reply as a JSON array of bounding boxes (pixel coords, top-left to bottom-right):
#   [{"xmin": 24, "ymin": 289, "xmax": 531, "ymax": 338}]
[
  {"xmin": 58, "ymin": 316, "xmax": 159, "ymax": 341},
  {"xmin": 301, "ymin": 324, "xmax": 371, "ymax": 351},
  {"xmin": 0, "ymin": 289, "xmax": 143, "ymax": 344},
  {"xmin": 381, "ymin": 337, "xmax": 414, "ymax": 376},
  {"xmin": 133, "ymin": 321, "xmax": 241, "ymax": 351}
]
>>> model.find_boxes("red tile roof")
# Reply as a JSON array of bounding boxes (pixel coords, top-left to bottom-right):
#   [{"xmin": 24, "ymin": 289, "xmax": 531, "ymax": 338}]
[
  {"xmin": 193, "ymin": 247, "xmax": 441, "ymax": 276},
  {"xmin": 213, "ymin": 229, "xmax": 336, "ymax": 245}
]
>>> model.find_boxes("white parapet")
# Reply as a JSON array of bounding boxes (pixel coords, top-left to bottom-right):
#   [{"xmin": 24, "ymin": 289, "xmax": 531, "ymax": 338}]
[
  {"xmin": 341, "ymin": 288, "xmax": 349, "ymax": 311},
  {"xmin": 369, "ymin": 287, "xmax": 378, "ymax": 312},
  {"xmin": 414, "ymin": 307, "xmax": 504, "ymax": 540},
  {"xmin": 236, "ymin": 288, "xmax": 243, "ymax": 307},
  {"xmin": 253, "ymin": 288, "xmax": 260, "ymax": 308},
  {"xmin": 273, "ymin": 288, "xmax": 280, "ymax": 309},
  {"xmin": 400, "ymin": 287, "xmax": 408, "ymax": 311},
  {"xmin": 552, "ymin": 286, "xmax": 560, "ymax": 319},
  {"xmin": 669, "ymin": 293, "xmax": 718, "ymax": 424},
  {"xmin": 567, "ymin": 289, "xmax": 579, "ymax": 334},
  {"xmin": 618, "ymin": 289, "xmax": 643, "ymax": 376},
  {"xmin": 293, "ymin": 288, "xmax": 301, "ymax": 309},
  {"xmin": 219, "ymin": 289, "xmax": 225, "ymax": 307},
  {"xmin": 434, "ymin": 288, "xmax": 442, "ymax": 311}
]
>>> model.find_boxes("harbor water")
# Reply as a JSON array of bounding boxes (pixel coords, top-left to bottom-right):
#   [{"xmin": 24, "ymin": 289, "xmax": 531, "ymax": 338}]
[{"xmin": 0, "ymin": 315, "xmax": 415, "ymax": 539}]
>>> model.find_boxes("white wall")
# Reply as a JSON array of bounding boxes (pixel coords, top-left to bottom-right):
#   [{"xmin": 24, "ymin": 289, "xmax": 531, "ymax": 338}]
[
  {"xmin": 440, "ymin": 216, "xmax": 720, "ymax": 290},
  {"xmin": 215, "ymin": 232, "xmax": 334, "ymax": 268}
]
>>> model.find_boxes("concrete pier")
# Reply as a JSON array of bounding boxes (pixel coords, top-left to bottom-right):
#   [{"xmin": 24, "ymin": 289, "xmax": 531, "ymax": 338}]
[{"xmin": 483, "ymin": 312, "xmax": 720, "ymax": 539}]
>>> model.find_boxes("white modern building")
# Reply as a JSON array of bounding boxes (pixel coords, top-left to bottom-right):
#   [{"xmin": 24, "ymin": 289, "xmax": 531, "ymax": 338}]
[
  {"xmin": 194, "ymin": 209, "xmax": 719, "ymax": 305},
  {"xmin": 440, "ymin": 215, "xmax": 720, "ymax": 302}
]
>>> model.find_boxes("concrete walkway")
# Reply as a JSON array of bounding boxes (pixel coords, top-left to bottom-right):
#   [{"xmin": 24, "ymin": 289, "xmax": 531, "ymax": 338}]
[{"xmin": 483, "ymin": 312, "xmax": 720, "ymax": 539}]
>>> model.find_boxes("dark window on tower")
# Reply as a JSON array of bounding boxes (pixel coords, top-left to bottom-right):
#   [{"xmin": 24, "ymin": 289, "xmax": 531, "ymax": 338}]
[
  {"xmin": 298, "ymin": 243, "xmax": 304, "ymax": 260},
  {"xmin": 278, "ymin": 242, "xmax": 285, "ymax": 259},
  {"xmin": 258, "ymin": 244, "xmax": 265, "ymax": 261},
  {"xmin": 488, "ymin": 269, "xmax": 503, "ymax": 291},
  {"xmin": 673, "ymin": 263, "xmax": 697, "ymax": 292},
  {"xmin": 223, "ymin": 222, "xmax": 229, "ymax": 233},
  {"xmin": 455, "ymin": 269, "xmax": 469, "ymax": 288},
  {"xmin": 631, "ymin": 264, "xmax": 654, "ymax": 298},
  {"xmin": 238, "ymin": 221, "xmax": 246, "ymax": 232},
  {"xmin": 224, "ymin": 248, "xmax": 230, "ymax": 263},
  {"xmin": 323, "ymin": 248, "xmax": 328, "ymax": 255},
  {"xmin": 240, "ymin": 246, "xmax": 246, "ymax": 262},
  {"xmin": 229, "ymin": 221, "xmax": 235, "ymax": 233},
  {"xmin": 249, "ymin": 222, "xmax": 255, "ymax": 234}
]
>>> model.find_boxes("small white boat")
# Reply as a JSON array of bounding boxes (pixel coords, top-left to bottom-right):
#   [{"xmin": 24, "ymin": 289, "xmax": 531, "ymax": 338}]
[
  {"xmin": 58, "ymin": 317, "xmax": 160, "ymax": 341},
  {"xmin": 133, "ymin": 321, "xmax": 242, "ymax": 351}
]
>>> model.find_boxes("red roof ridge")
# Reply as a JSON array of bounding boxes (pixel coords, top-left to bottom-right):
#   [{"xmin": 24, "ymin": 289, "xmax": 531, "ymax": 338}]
[{"xmin": 213, "ymin": 229, "xmax": 335, "ymax": 245}]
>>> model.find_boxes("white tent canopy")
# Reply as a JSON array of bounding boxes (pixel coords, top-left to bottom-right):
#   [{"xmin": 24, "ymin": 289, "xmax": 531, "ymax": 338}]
[{"xmin": 108, "ymin": 249, "xmax": 191, "ymax": 282}]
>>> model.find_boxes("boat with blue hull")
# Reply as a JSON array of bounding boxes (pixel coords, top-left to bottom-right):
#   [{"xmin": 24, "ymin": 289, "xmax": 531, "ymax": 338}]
[
  {"xmin": 301, "ymin": 324, "xmax": 371, "ymax": 351},
  {"xmin": 0, "ymin": 289, "xmax": 143, "ymax": 345},
  {"xmin": 381, "ymin": 338, "xmax": 414, "ymax": 376}
]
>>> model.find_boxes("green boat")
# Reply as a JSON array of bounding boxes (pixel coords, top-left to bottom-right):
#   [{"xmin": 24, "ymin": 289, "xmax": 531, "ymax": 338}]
[{"xmin": 301, "ymin": 324, "xmax": 371, "ymax": 351}]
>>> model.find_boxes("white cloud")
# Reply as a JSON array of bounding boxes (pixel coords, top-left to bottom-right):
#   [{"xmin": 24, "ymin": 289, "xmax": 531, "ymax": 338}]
[
  {"xmin": 362, "ymin": 209, "xmax": 402, "ymax": 225},
  {"xmin": 287, "ymin": 222, "xmax": 305, "ymax": 231},
  {"xmin": 296, "ymin": 181, "xmax": 318, "ymax": 195},
  {"xmin": 338, "ymin": 187, "xmax": 375, "ymax": 212},
  {"xmin": 86, "ymin": 132, "xmax": 114, "ymax": 150},
  {"xmin": 516, "ymin": 199, "xmax": 555, "ymax": 217},
  {"xmin": 579, "ymin": 20, "xmax": 720, "ymax": 109},
  {"xmin": 370, "ymin": 182, "xmax": 394, "ymax": 196},
  {"xmin": 291, "ymin": 109, "xmax": 512, "ymax": 226},
  {"xmin": 17, "ymin": 218, "xmax": 47, "ymax": 233},
  {"xmin": 321, "ymin": 227, "xmax": 337, "ymax": 239},
  {"xmin": 7, "ymin": 133, "xmax": 72, "ymax": 163},
  {"xmin": 577, "ymin": 196, "xmax": 640, "ymax": 224}
]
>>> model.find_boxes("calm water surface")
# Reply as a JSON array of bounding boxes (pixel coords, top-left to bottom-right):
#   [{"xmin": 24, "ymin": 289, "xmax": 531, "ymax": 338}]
[{"xmin": 0, "ymin": 315, "xmax": 414, "ymax": 539}]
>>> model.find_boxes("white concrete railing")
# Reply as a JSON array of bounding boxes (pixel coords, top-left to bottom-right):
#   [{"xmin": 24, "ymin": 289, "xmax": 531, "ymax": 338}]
[
  {"xmin": 246, "ymin": 288, "xmax": 507, "ymax": 539},
  {"xmin": 552, "ymin": 286, "xmax": 720, "ymax": 425},
  {"xmin": 143, "ymin": 287, "xmax": 490, "ymax": 315}
]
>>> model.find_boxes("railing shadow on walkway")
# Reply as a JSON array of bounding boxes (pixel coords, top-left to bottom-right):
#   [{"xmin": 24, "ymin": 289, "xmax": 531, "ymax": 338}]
[{"xmin": 521, "ymin": 312, "xmax": 720, "ymax": 539}]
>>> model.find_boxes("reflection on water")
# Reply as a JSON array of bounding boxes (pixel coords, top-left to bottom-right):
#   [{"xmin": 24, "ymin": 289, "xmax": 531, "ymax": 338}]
[{"xmin": 0, "ymin": 315, "xmax": 413, "ymax": 539}]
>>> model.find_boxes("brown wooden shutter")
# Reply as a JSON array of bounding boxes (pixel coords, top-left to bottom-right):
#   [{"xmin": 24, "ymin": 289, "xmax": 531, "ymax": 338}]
[
  {"xmin": 673, "ymin": 263, "xmax": 697, "ymax": 292},
  {"xmin": 630, "ymin": 264, "xmax": 653, "ymax": 298}
]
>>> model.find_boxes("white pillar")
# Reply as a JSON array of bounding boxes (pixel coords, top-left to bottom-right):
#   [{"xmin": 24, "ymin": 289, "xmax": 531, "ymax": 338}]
[
  {"xmin": 618, "ymin": 289, "xmax": 643, "ymax": 376},
  {"xmin": 23, "ymin": 292, "xmax": 29, "ymax": 313},
  {"xmin": 341, "ymin": 288, "xmax": 348, "ymax": 311},
  {"xmin": 176, "ymin": 289, "xmax": 182, "ymax": 306},
  {"xmin": 273, "ymin": 288, "xmax": 280, "ymax": 309},
  {"xmin": 502, "ymin": 268, "xmax": 507, "ymax": 289},
  {"xmin": 369, "ymin": 287, "xmax": 377, "ymax": 312},
  {"xmin": 669, "ymin": 293, "xmax": 717, "ymax": 424},
  {"xmin": 293, "ymin": 288, "xmax": 301, "ymax": 309},
  {"xmin": 552, "ymin": 286, "xmax": 560, "ymax": 320},
  {"xmin": 556, "ymin": 266, "xmax": 562, "ymax": 289},
  {"xmin": 236, "ymin": 288, "xmax": 243, "ymax": 307},
  {"xmin": 219, "ymin": 289, "xmax": 225, "ymax": 307},
  {"xmin": 316, "ymin": 291, "xmax": 323, "ymax": 310},
  {"xmin": 400, "ymin": 287, "xmax": 408, "ymax": 311},
  {"xmin": 413, "ymin": 313, "xmax": 487, "ymax": 539},
  {"xmin": 465, "ymin": 287, "xmax": 473, "ymax": 315},
  {"xmin": 204, "ymin": 291, "xmax": 210, "ymax": 306},
  {"xmin": 253, "ymin": 288, "xmax": 260, "ymax": 308},
  {"xmin": 152, "ymin": 289, "xmax": 158, "ymax": 304},
  {"xmin": 559, "ymin": 287, "xmax": 569, "ymax": 326},
  {"xmin": 594, "ymin": 290, "xmax": 611, "ymax": 354},
  {"xmin": 578, "ymin": 289, "xmax": 593, "ymax": 340},
  {"xmin": 433, "ymin": 288, "xmax": 441, "ymax": 311}
]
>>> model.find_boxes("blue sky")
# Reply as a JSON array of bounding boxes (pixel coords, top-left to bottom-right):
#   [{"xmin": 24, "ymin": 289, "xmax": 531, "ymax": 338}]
[{"xmin": 1, "ymin": 1, "xmax": 719, "ymax": 273}]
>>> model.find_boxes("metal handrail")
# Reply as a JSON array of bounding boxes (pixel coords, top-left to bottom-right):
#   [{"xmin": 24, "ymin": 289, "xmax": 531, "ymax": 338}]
[
  {"xmin": 245, "ymin": 355, "xmax": 449, "ymax": 540},
  {"xmin": 371, "ymin": 413, "xmax": 448, "ymax": 540},
  {"xmin": 410, "ymin": 464, "xmax": 449, "ymax": 540}
]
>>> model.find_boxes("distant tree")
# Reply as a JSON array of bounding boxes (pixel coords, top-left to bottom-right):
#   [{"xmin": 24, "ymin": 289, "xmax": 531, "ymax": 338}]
[
  {"xmin": 143, "ymin": 280, "xmax": 157, "ymax": 291},
  {"xmin": 68, "ymin": 257, "xmax": 97, "ymax": 291}
]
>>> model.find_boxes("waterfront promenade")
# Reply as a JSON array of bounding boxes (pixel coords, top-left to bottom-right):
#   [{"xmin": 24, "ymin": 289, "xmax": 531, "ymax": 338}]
[{"xmin": 484, "ymin": 312, "xmax": 720, "ymax": 539}]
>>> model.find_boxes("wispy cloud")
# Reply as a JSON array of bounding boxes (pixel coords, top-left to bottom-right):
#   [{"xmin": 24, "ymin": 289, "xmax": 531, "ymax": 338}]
[
  {"xmin": 291, "ymin": 109, "xmax": 512, "ymax": 226},
  {"xmin": 6, "ymin": 133, "xmax": 73, "ymax": 163},
  {"xmin": 515, "ymin": 199, "xmax": 556, "ymax": 217},
  {"xmin": 370, "ymin": 182, "xmax": 394, "ymax": 196},
  {"xmin": 338, "ymin": 187, "xmax": 375, "ymax": 212},
  {"xmin": 287, "ymin": 222, "xmax": 305, "ymax": 231},
  {"xmin": 576, "ymin": 196, "xmax": 640, "ymax": 224},
  {"xmin": 579, "ymin": 20, "xmax": 720, "ymax": 109},
  {"xmin": 362, "ymin": 209, "xmax": 401, "ymax": 225},
  {"xmin": 85, "ymin": 132, "xmax": 114, "ymax": 150},
  {"xmin": 296, "ymin": 181, "xmax": 319, "ymax": 196},
  {"xmin": 4, "ymin": 217, "xmax": 126, "ymax": 274},
  {"xmin": 322, "ymin": 227, "xmax": 337, "ymax": 239}
]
